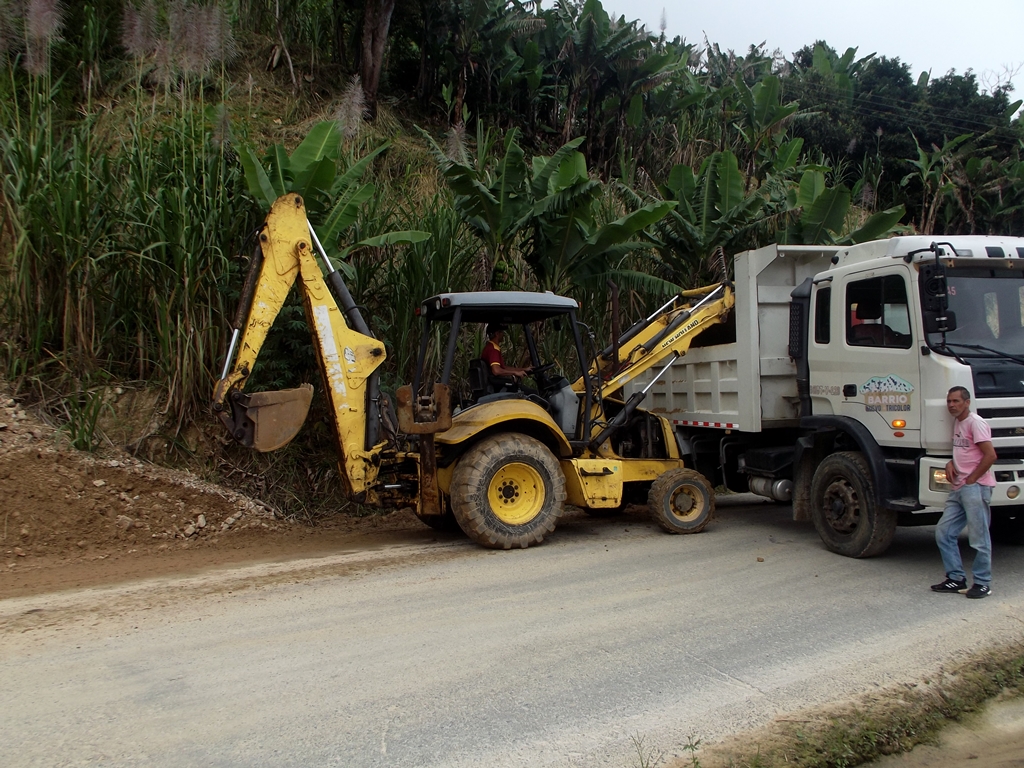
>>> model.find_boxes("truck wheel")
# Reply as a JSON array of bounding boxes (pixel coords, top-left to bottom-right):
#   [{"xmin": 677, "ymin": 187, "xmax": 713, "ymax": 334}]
[
  {"xmin": 648, "ymin": 469, "xmax": 715, "ymax": 534},
  {"xmin": 809, "ymin": 451, "xmax": 896, "ymax": 557},
  {"xmin": 449, "ymin": 434, "xmax": 565, "ymax": 549}
]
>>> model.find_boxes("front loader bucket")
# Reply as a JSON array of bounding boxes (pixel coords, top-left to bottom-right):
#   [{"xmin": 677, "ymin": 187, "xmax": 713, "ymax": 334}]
[{"xmin": 225, "ymin": 384, "xmax": 314, "ymax": 452}]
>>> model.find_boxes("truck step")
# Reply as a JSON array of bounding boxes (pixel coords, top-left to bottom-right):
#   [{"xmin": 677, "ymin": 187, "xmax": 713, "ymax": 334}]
[{"xmin": 887, "ymin": 497, "xmax": 923, "ymax": 512}]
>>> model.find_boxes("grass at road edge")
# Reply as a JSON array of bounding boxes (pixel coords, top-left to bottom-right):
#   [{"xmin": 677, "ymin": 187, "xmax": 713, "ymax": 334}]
[{"xmin": 686, "ymin": 639, "xmax": 1024, "ymax": 768}]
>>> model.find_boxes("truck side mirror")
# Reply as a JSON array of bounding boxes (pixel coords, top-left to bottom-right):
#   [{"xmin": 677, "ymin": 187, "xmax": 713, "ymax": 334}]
[
  {"xmin": 919, "ymin": 262, "xmax": 949, "ymax": 313},
  {"xmin": 923, "ymin": 309, "xmax": 957, "ymax": 334}
]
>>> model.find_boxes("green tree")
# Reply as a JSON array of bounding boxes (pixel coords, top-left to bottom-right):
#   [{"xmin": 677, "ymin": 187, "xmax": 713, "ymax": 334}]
[
  {"xmin": 239, "ymin": 121, "xmax": 429, "ymax": 269},
  {"xmin": 425, "ymin": 126, "xmax": 673, "ymax": 294},
  {"xmin": 643, "ymin": 150, "xmax": 777, "ymax": 284},
  {"xmin": 782, "ymin": 169, "xmax": 905, "ymax": 244}
]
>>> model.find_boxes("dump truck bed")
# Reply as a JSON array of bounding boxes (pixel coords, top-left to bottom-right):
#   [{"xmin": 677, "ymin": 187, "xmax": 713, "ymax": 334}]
[{"xmin": 642, "ymin": 244, "xmax": 838, "ymax": 432}]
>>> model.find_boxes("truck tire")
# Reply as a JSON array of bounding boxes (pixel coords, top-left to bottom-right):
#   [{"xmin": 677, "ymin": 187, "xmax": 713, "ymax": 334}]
[
  {"xmin": 449, "ymin": 434, "xmax": 565, "ymax": 549},
  {"xmin": 809, "ymin": 451, "xmax": 896, "ymax": 557},
  {"xmin": 648, "ymin": 469, "xmax": 715, "ymax": 534}
]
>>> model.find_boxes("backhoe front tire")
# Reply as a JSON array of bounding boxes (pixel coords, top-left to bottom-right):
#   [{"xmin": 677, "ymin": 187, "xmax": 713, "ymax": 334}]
[
  {"xmin": 449, "ymin": 435, "xmax": 565, "ymax": 549},
  {"xmin": 648, "ymin": 469, "xmax": 714, "ymax": 534},
  {"xmin": 809, "ymin": 451, "xmax": 896, "ymax": 557}
]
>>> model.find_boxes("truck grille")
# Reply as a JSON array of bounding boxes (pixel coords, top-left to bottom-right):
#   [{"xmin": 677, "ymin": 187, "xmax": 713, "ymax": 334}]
[{"xmin": 979, "ymin": 407, "xmax": 1024, "ymax": 418}]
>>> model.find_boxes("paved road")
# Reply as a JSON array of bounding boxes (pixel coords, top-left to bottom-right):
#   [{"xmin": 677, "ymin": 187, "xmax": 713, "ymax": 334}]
[{"xmin": 3, "ymin": 497, "xmax": 1024, "ymax": 767}]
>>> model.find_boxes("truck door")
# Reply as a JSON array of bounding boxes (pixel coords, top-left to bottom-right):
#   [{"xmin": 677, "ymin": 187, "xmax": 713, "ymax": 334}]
[{"xmin": 809, "ymin": 269, "xmax": 921, "ymax": 447}]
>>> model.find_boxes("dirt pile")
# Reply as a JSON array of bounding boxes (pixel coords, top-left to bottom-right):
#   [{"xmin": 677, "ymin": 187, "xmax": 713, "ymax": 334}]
[
  {"xmin": 0, "ymin": 391, "xmax": 433, "ymax": 598},
  {"xmin": 0, "ymin": 394, "xmax": 282, "ymax": 568}
]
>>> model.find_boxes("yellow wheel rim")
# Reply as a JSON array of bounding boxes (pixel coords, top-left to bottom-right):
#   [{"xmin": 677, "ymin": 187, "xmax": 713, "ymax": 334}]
[
  {"xmin": 487, "ymin": 462, "xmax": 545, "ymax": 525},
  {"xmin": 670, "ymin": 486, "xmax": 704, "ymax": 523}
]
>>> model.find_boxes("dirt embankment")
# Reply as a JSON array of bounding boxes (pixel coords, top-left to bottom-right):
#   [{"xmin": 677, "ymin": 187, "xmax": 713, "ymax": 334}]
[{"xmin": 0, "ymin": 394, "xmax": 430, "ymax": 599}]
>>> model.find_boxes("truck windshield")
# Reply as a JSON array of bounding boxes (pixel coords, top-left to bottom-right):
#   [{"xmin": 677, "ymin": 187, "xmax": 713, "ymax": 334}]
[{"xmin": 927, "ymin": 270, "xmax": 1024, "ymax": 356}]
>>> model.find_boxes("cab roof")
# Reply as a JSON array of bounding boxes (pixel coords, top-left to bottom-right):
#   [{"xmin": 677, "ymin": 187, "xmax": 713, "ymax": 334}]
[{"xmin": 420, "ymin": 291, "xmax": 579, "ymax": 324}]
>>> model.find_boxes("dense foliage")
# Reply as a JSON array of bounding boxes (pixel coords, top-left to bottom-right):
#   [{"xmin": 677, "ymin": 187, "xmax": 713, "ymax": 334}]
[{"xmin": 1, "ymin": 0, "xmax": 1023, "ymax": 460}]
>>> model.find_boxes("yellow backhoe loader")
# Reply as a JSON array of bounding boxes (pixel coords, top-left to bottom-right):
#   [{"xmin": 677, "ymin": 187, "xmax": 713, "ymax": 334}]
[{"xmin": 212, "ymin": 194, "xmax": 735, "ymax": 548}]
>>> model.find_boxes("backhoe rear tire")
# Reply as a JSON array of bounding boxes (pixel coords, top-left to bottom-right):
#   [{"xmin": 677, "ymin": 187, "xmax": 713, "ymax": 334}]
[{"xmin": 449, "ymin": 434, "xmax": 565, "ymax": 549}]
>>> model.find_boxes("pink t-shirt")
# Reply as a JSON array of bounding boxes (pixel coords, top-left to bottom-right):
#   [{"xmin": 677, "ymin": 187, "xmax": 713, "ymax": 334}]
[{"xmin": 951, "ymin": 411, "xmax": 996, "ymax": 488}]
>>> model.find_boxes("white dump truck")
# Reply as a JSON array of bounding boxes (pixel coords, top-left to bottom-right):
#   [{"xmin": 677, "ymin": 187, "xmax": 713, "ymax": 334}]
[{"xmin": 637, "ymin": 236, "xmax": 1024, "ymax": 556}]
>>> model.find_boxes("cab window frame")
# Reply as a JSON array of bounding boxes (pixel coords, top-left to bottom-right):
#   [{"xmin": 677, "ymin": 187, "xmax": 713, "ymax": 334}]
[{"xmin": 845, "ymin": 274, "xmax": 913, "ymax": 349}]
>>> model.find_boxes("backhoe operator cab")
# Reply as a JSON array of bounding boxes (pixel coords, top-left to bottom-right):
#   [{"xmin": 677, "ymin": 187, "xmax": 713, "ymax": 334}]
[
  {"xmin": 398, "ymin": 282, "xmax": 736, "ymax": 548},
  {"xmin": 214, "ymin": 194, "xmax": 729, "ymax": 550},
  {"xmin": 413, "ymin": 291, "xmax": 587, "ymax": 431}
]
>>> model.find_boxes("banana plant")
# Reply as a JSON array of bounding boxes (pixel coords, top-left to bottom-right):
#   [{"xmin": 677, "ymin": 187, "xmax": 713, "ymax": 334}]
[
  {"xmin": 420, "ymin": 124, "xmax": 532, "ymax": 285},
  {"xmin": 426, "ymin": 125, "xmax": 674, "ymax": 294},
  {"xmin": 732, "ymin": 75, "xmax": 802, "ymax": 183},
  {"xmin": 643, "ymin": 150, "xmax": 777, "ymax": 284},
  {"xmin": 808, "ymin": 44, "xmax": 876, "ymax": 104},
  {"xmin": 525, "ymin": 140, "xmax": 675, "ymax": 294},
  {"xmin": 782, "ymin": 168, "xmax": 905, "ymax": 244},
  {"xmin": 899, "ymin": 133, "xmax": 973, "ymax": 235},
  {"xmin": 239, "ymin": 121, "xmax": 429, "ymax": 272}
]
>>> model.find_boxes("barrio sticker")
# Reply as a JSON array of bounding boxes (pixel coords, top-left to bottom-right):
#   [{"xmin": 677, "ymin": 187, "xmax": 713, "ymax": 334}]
[{"xmin": 861, "ymin": 375, "xmax": 913, "ymax": 412}]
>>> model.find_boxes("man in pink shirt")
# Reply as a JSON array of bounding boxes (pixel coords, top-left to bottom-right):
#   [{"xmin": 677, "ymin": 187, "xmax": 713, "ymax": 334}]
[{"xmin": 931, "ymin": 386, "xmax": 997, "ymax": 598}]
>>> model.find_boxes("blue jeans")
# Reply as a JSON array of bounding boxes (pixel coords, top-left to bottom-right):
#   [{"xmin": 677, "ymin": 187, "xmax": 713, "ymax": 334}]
[{"xmin": 936, "ymin": 484, "xmax": 993, "ymax": 585}]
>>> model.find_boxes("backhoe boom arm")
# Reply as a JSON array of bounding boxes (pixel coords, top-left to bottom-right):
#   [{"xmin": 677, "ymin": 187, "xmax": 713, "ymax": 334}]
[{"xmin": 212, "ymin": 194, "xmax": 387, "ymax": 501}]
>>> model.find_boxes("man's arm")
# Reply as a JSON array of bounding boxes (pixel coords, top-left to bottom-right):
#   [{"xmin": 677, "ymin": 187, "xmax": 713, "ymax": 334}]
[
  {"xmin": 490, "ymin": 360, "xmax": 531, "ymax": 378},
  {"xmin": 483, "ymin": 343, "xmax": 531, "ymax": 378},
  {"xmin": 963, "ymin": 441, "xmax": 997, "ymax": 485}
]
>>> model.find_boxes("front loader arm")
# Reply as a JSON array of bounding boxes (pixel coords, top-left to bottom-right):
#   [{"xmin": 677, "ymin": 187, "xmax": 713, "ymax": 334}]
[
  {"xmin": 212, "ymin": 194, "xmax": 387, "ymax": 501},
  {"xmin": 579, "ymin": 283, "xmax": 734, "ymax": 453},
  {"xmin": 582, "ymin": 283, "xmax": 735, "ymax": 399}
]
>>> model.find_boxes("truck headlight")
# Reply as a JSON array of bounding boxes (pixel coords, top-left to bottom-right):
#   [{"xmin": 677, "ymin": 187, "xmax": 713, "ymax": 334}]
[{"xmin": 929, "ymin": 468, "xmax": 953, "ymax": 492}]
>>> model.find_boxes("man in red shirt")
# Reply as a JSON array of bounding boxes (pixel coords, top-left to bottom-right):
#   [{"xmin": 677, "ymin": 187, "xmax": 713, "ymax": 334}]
[
  {"xmin": 931, "ymin": 386, "xmax": 997, "ymax": 598},
  {"xmin": 481, "ymin": 324, "xmax": 533, "ymax": 386}
]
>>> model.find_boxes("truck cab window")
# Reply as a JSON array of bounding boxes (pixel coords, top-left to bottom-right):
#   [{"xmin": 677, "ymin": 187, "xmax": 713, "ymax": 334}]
[
  {"xmin": 846, "ymin": 275, "xmax": 912, "ymax": 349},
  {"xmin": 814, "ymin": 287, "xmax": 831, "ymax": 344}
]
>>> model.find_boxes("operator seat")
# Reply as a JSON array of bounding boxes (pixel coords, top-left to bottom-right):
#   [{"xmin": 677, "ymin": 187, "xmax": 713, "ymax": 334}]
[
  {"xmin": 468, "ymin": 359, "xmax": 490, "ymax": 401},
  {"xmin": 848, "ymin": 299, "xmax": 886, "ymax": 346},
  {"xmin": 468, "ymin": 359, "xmax": 516, "ymax": 402}
]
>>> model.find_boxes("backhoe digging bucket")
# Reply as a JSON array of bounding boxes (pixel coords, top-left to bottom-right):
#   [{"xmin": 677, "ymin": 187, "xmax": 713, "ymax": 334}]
[{"xmin": 225, "ymin": 384, "xmax": 314, "ymax": 452}]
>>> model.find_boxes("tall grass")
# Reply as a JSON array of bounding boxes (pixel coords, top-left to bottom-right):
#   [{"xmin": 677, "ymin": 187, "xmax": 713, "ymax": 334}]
[
  {"xmin": 0, "ymin": 1, "xmax": 259, "ymax": 440},
  {"xmin": 0, "ymin": 0, "xmax": 655, "ymax": 475},
  {"xmin": 359, "ymin": 191, "xmax": 478, "ymax": 389}
]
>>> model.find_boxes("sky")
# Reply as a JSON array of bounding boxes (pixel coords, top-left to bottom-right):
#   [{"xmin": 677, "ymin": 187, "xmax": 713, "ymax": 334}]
[{"xmin": 603, "ymin": 0, "xmax": 1024, "ymax": 96}]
